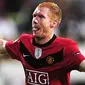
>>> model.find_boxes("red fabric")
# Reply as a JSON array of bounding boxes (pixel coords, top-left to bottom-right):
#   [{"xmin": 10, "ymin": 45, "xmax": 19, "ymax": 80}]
[{"xmin": 6, "ymin": 33, "xmax": 85, "ymax": 85}]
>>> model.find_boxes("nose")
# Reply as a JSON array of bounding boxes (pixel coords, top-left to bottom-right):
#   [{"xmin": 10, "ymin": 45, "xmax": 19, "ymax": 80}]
[
  {"xmin": 34, "ymin": 19, "xmax": 38, "ymax": 24},
  {"xmin": 32, "ymin": 15, "xmax": 39, "ymax": 24}
]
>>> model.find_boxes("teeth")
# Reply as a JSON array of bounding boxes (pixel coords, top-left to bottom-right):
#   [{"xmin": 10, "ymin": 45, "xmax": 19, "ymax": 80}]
[{"xmin": 32, "ymin": 27, "xmax": 38, "ymax": 31}]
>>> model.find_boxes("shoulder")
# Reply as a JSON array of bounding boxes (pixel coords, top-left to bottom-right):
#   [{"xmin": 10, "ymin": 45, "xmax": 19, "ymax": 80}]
[
  {"xmin": 13, "ymin": 33, "xmax": 33, "ymax": 44},
  {"xmin": 57, "ymin": 37, "xmax": 77, "ymax": 45},
  {"xmin": 55, "ymin": 37, "xmax": 78, "ymax": 53},
  {"xmin": 58, "ymin": 37, "xmax": 79, "ymax": 55},
  {"xmin": 19, "ymin": 33, "xmax": 33, "ymax": 40},
  {"xmin": 20, "ymin": 33, "xmax": 33, "ymax": 39}
]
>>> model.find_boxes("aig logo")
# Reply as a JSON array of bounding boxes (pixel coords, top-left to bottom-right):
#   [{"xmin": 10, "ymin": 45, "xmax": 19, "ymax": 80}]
[{"xmin": 25, "ymin": 69, "xmax": 49, "ymax": 85}]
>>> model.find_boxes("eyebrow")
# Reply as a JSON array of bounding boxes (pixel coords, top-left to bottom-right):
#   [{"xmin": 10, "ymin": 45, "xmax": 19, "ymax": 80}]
[{"xmin": 33, "ymin": 12, "xmax": 45, "ymax": 18}]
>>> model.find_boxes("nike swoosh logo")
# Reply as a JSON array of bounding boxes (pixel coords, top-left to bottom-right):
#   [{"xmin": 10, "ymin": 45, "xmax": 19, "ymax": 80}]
[{"xmin": 23, "ymin": 54, "xmax": 30, "ymax": 57}]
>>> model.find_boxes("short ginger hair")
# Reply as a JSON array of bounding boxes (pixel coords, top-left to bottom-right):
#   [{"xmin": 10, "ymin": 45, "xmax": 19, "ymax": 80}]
[{"xmin": 37, "ymin": 2, "xmax": 62, "ymax": 24}]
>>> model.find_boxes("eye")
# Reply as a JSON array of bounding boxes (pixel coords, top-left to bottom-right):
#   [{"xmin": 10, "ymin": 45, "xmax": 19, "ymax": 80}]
[
  {"xmin": 39, "ymin": 15, "xmax": 45, "ymax": 18},
  {"xmin": 33, "ymin": 14, "xmax": 36, "ymax": 17}
]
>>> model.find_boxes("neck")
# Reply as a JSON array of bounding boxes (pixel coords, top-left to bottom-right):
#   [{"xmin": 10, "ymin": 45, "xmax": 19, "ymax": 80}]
[{"xmin": 35, "ymin": 33, "xmax": 54, "ymax": 45}]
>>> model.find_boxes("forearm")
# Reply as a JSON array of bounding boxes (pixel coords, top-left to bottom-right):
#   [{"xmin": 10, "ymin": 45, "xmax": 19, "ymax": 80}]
[
  {"xmin": 79, "ymin": 60, "xmax": 85, "ymax": 72},
  {"xmin": 0, "ymin": 39, "xmax": 7, "ymax": 54}
]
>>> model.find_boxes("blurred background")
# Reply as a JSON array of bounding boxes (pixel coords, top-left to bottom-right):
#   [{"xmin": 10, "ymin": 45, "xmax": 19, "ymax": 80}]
[{"xmin": 0, "ymin": 0, "xmax": 85, "ymax": 85}]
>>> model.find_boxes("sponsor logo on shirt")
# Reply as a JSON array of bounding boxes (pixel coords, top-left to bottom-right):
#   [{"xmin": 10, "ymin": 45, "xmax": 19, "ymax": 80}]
[
  {"xmin": 25, "ymin": 69, "xmax": 49, "ymax": 85},
  {"xmin": 23, "ymin": 53, "xmax": 30, "ymax": 57},
  {"xmin": 73, "ymin": 52, "xmax": 80, "ymax": 56}
]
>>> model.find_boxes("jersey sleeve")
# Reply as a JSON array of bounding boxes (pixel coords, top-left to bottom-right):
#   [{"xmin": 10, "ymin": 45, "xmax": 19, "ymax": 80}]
[
  {"xmin": 5, "ymin": 39, "xmax": 20, "ymax": 60},
  {"xmin": 64, "ymin": 41, "xmax": 85, "ymax": 71}
]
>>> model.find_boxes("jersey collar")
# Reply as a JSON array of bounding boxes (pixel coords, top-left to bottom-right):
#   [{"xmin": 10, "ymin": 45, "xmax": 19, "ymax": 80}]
[{"xmin": 33, "ymin": 34, "xmax": 57, "ymax": 47}]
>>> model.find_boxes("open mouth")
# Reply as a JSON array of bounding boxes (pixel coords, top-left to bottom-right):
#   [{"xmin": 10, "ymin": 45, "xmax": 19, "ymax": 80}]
[{"xmin": 32, "ymin": 27, "xmax": 39, "ymax": 31}]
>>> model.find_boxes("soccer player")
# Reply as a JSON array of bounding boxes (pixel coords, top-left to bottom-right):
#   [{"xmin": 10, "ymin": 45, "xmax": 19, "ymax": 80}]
[{"xmin": 0, "ymin": 1, "xmax": 85, "ymax": 85}]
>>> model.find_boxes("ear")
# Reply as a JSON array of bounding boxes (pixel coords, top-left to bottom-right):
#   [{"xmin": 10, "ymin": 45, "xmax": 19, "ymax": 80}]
[{"xmin": 50, "ymin": 20, "xmax": 59, "ymax": 28}]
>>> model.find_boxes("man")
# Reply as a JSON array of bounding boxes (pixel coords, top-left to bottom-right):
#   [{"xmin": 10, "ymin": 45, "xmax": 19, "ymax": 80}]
[{"xmin": 0, "ymin": 1, "xmax": 85, "ymax": 85}]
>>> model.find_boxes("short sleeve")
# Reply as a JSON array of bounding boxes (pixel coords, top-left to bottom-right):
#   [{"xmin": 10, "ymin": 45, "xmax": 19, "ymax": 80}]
[
  {"xmin": 64, "ymin": 41, "xmax": 85, "ymax": 71},
  {"xmin": 5, "ymin": 39, "xmax": 20, "ymax": 60}
]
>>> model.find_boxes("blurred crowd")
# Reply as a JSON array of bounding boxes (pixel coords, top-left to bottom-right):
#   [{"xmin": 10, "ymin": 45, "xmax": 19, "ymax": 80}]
[
  {"xmin": 0, "ymin": 0, "xmax": 85, "ymax": 85},
  {"xmin": 0, "ymin": 0, "xmax": 85, "ymax": 42},
  {"xmin": 15, "ymin": 0, "xmax": 85, "ymax": 43}
]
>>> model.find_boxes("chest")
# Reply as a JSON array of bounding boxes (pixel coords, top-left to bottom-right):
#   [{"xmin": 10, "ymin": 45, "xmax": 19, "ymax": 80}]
[
  {"xmin": 20, "ymin": 41, "xmax": 65, "ymax": 70},
  {"xmin": 19, "ymin": 41, "xmax": 69, "ymax": 85}
]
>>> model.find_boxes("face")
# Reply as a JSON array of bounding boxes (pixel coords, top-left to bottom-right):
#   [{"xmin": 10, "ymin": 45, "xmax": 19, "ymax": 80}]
[{"xmin": 32, "ymin": 7, "xmax": 53, "ymax": 39}]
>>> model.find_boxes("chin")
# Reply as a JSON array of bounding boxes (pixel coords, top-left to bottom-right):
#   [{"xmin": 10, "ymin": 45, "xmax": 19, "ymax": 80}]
[
  {"xmin": 33, "ymin": 34, "xmax": 40, "ymax": 38},
  {"xmin": 35, "ymin": 35, "xmax": 41, "ymax": 38},
  {"xmin": 35, "ymin": 35, "xmax": 44, "ymax": 40},
  {"xmin": 33, "ymin": 32, "xmax": 45, "ymax": 39}
]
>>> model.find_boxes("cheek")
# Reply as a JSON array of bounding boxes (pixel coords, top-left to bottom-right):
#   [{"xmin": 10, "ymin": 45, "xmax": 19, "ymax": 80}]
[
  {"xmin": 42, "ymin": 24, "xmax": 50, "ymax": 33},
  {"xmin": 42, "ymin": 19, "xmax": 50, "ymax": 28}
]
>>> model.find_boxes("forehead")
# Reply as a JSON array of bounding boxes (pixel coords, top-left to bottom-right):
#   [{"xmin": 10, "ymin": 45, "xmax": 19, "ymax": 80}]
[{"xmin": 33, "ymin": 7, "xmax": 50, "ymax": 15}]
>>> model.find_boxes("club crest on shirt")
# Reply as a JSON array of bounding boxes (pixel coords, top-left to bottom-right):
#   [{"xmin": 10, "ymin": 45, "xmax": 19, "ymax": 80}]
[
  {"xmin": 46, "ymin": 56, "xmax": 54, "ymax": 64},
  {"xmin": 34, "ymin": 48, "xmax": 42, "ymax": 59}
]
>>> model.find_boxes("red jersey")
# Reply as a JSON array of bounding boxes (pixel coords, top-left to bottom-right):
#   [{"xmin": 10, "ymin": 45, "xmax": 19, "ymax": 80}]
[{"xmin": 5, "ymin": 33, "xmax": 85, "ymax": 85}]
